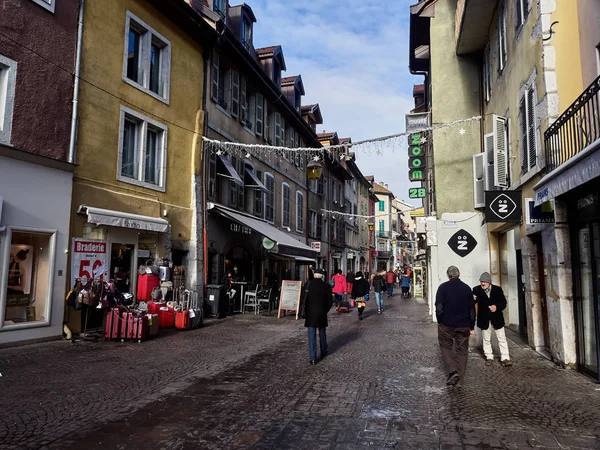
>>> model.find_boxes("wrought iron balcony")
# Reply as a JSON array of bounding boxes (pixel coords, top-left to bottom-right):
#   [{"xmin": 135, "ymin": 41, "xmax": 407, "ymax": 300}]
[
  {"xmin": 376, "ymin": 251, "xmax": 392, "ymax": 260},
  {"xmin": 545, "ymin": 75, "xmax": 600, "ymax": 172}
]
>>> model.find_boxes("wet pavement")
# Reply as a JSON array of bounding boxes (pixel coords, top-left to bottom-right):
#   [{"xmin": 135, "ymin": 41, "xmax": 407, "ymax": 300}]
[{"xmin": 2, "ymin": 294, "xmax": 600, "ymax": 449}]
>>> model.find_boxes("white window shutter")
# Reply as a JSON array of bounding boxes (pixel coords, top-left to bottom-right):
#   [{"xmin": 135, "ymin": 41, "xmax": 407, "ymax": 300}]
[
  {"xmin": 493, "ymin": 115, "xmax": 509, "ymax": 188},
  {"xmin": 519, "ymin": 96, "xmax": 528, "ymax": 172},
  {"xmin": 473, "ymin": 153, "xmax": 486, "ymax": 208},
  {"xmin": 255, "ymin": 93, "xmax": 263, "ymax": 135},
  {"xmin": 484, "ymin": 132, "xmax": 495, "ymax": 191},
  {"xmin": 231, "ymin": 71, "xmax": 240, "ymax": 117},
  {"xmin": 240, "ymin": 77, "xmax": 247, "ymax": 123},
  {"xmin": 211, "ymin": 52, "xmax": 219, "ymax": 99},
  {"xmin": 526, "ymin": 88, "xmax": 537, "ymax": 169}
]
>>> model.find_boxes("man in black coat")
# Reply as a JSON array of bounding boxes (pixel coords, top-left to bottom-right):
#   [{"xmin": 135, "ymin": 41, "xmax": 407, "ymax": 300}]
[
  {"xmin": 304, "ymin": 268, "xmax": 333, "ymax": 365},
  {"xmin": 435, "ymin": 265, "xmax": 475, "ymax": 386},
  {"xmin": 473, "ymin": 272, "xmax": 513, "ymax": 367}
]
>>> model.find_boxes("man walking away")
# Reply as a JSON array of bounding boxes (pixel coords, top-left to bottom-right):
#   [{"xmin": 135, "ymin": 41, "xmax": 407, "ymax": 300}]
[
  {"xmin": 436, "ymin": 265, "xmax": 475, "ymax": 386},
  {"xmin": 473, "ymin": 272, "xmax": 513, "ymax": 367},
  {"xmin": 304, "ymin": 268, "xmax": 333, "ymax": 365},
  {"xmin": 372, "ymin": 271, "xmax": 387, "ymax": 314},
  {"xmin": 386, "ymin": 269, "xmax": 397, "ymax": 298},
  {"xmin": 331, "ymin": 269, "xmax": 346, "ymax": 310},
  {"xmin": 351, "ymin": 271, "xmax": 370, "ymax": 320}
]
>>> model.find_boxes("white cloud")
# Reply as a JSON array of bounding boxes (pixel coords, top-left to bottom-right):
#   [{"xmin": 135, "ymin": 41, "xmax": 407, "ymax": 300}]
[{"xmin": 249, "ymin": 0, "xmax": 423, "ymax": 206}]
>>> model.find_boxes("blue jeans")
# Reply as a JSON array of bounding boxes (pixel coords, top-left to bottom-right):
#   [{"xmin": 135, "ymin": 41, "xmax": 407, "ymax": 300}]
[
  {"xmin": 387, "ymin": 284, "xmax": 394, "ymax": 297},
  {"xmin": 308, "ymin": 327, "xmax": 327, "ymax": 361},
  {"xmin": 375, "ymin": 291, "xmax": 384, "ymax": 311}
]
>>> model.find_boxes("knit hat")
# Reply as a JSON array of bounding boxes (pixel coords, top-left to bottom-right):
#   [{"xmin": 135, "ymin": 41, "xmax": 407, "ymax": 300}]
[{"xmin": 479, "ymin": 272, "xmax": 492, "ymax": 283}]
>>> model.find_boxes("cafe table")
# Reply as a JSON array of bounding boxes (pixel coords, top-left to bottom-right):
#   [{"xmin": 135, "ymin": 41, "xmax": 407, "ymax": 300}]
[{"xmin": 231, "ymin": 281, "xmax": 250, "ymax": 313}]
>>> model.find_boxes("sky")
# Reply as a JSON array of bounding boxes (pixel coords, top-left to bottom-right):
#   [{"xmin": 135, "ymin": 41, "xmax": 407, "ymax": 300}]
[{"xmin": 249, "ymin": 0, "xmax": 423, "ymax": 207}]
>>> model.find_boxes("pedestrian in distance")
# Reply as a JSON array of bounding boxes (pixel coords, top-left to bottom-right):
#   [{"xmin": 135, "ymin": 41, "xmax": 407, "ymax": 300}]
[
  {"xmin": 351, "ymin": 271, "xmax": 370, "ymax": 320},
  {"xmin": 331, "ymin": 269, "xmax": 346, "ymax": 311},
  {"xmin": 386, "ymin": 268, "xmax": 397, "ymax": 297},
  {"xmin": 435, "ymin": 265, "xmax": 475, "ymax": 386},
  {"xmin": 400, "ymin": 271, "xmax": 411, "ymax": 298},
  {"xmin": 372, "ymin": 270, "xmax": 387, "ymax": 314},
  {"xmin": 346, "ymin": 270, "xmax": 355, "ymax": 300},
  {"xmin": 304, "ymin": 268, "xmax": 333, "ymax": 365},
  {"xmin": 473, "ymin": 272, "xmax": 513, "ymax": 367}
]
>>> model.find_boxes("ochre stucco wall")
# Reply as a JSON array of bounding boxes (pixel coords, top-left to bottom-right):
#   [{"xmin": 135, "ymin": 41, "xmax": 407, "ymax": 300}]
[{"xmin": 74, "ymin": 0, "xmax": 206, "ymax": 244}]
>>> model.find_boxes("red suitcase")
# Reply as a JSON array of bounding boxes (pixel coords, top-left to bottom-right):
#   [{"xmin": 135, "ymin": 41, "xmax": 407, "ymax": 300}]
[
  {"xmin": 147, "ymin": 301, "xmax": 166, "ymax": 315},
  {"xmin": 158, "ymin": 307, "xmax": 174, "ymax": 327},
  {"xmin": 121, "ymin": 312, "xmax": 134, "ymax": 341},
  {"xmin": 137, "ymin": 274, "xmax": 160, "ymax": 301},
  {"xmin": 128, "ymin": 315, "xmax": 149, "ymax": 342},
  {"xmin": 148, "ymin": 313, "xmax": 159, "ymax": 336},
  {"xmin": 175, "ymin": 310, "xmax": 190, "ymax": 330},
  {"xmin": 105, "ymin": 308, "xmax": 121, "ymax": 340}
]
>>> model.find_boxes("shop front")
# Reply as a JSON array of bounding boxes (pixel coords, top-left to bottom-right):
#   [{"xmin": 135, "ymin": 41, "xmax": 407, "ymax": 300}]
[{"xmin": 0, "ymin": 155, "xmax": 74, "ymax": 347}]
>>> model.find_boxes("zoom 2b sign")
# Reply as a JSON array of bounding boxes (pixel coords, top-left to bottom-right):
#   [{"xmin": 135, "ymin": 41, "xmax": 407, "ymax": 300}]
[
  {"xmin": 485, "ymin": 190, "xmax": 522, "ymax": 223},
  {"xmin": 448, "ymin": 229, "xmax": 478, "ymax": 258}
]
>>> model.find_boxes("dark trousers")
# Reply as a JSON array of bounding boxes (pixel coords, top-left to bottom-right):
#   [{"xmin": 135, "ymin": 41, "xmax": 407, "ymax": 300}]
[
  {"xmin": 438, "ymin": 324, "xmax": 470, "ymax": 378},
  {"xmin": 387, "ymin": 284, "xmax": 394, "ymax": 296},
  {"xmin": 308, "ymin": 327, "xmax": 327, "ymax": 361}
]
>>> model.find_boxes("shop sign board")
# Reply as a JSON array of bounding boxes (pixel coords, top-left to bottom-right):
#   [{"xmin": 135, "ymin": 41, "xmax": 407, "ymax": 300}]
[
  {"xmin": 447, "ymin": 229, "xmax": 478, "ymax": 258},
  {"xmin": 525, "ymin": 198, "xmax": 555, "ymax": 224},
  {"xmin": 310, "ymin": 241, "xmax": 321, "ymax": 252},
  {"xmin": 485, "ymin": 190, "xmax": 522, "ymax": 223},
  {"xmin": 230, "ymin": 222, "xmax": 252, "ymax": 235},
  {"xmin": 409, "ymin": 187, "xmax": 427, "ymax": 199},
  {"xmin": 71, "ymin": 238, "xmax": 108, "ymax": 285},
  {"xmin": 277, "ymin": 280, "xmax": 302, "ymax": 320}
]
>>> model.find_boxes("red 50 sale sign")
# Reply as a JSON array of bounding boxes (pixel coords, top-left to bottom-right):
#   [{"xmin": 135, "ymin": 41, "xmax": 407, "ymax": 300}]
[{"xmin": 71, "ymin": 238, "xmax": 108, "ymax": 285}]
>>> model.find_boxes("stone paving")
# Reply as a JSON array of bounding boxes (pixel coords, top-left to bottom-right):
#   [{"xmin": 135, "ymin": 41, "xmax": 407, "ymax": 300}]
[{"xmin": 1, "ymin": 294, "xmax": 600, "ymax": 449}]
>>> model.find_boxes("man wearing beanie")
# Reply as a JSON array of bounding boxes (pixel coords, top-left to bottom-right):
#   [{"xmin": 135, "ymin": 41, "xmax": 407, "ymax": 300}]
[
  {"xmin": 473, "ymin": 272, "xmax": 513, "ymax": 367},
  {"xmin": 435, "ymin": 265, "xmax": 476, "ymax": 386}
]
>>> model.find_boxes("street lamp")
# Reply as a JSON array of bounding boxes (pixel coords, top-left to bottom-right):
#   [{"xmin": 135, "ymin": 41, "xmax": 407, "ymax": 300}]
[
  {"xmin": 368, "ymin": 224, "xmax": 374, "ymax": 231},
  {"xmin": 307, "ymin": 159, "xmax": 323, "ymax": 180}
]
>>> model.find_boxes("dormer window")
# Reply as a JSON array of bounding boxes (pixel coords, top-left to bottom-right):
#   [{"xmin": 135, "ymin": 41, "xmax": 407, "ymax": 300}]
[
  {"xmin": 242, "ymin": 18, "xmax": 252, "ymax": 51},
  {"xmin": 213, "ymin": 0, "xmax": 226, "ymax": 18},
  {"xmin": 273, "ymin": 60, "xmax": 281, "ymax": 86}
]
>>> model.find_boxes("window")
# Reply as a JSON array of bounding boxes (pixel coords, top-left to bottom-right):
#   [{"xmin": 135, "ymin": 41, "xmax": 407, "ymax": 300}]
[
  {"xmin": 272, "ymin": 112, "xmax": 284, "ymax": 146},
  {"xmin": 520, "ymin": 86, "xmax": 538, "ymax": 173},
  {"xmin": 515, "ymin": 0, "xmax": 529, "ymax": 30},
  {"xmin": 29, "ymin": 0, "xmax": 55, "ymax": 13},
  {"xmin": 296, "ymin": 191, "xmax": 304, "ymax": 232},
  {"xmin": 228, "ymin": 156, "xmax": 244, "ymax": 209},
  {"xmin": 498, "ymin": 5, "xmax": 507, "ymax": 72},
  {"xmin": 483, "ymin": 45, "xmax": 492, "ymax": 103},
  {"xmin": 264, "ymin": 173, "xmax": 275, "ymax": 223},
  {"xmin": 213, "ymin": 0, "xmax": 226, "ymax": 17},
  {"xmin": 4, "ymin": 229, "xmax": 56, "ymax": 327},
  {"xmin": 231, "ymin": 70, "xmax": 239, "ymax": 116},
  {"xmin": 208, "ymin": 153, "xmax": 217, "ymax": 200},
  {"xmin": 317, "ymin": 214, "xmax": 323, "ymax": 239},
  {"xmin": 242, "ymin": 18, "xmax": 252, "ymax": 50},
  {"xmin": 379, "ymin": 220, "xmax": 385, "ymax": 233},
  {"xmin": 0, "ymin": 54, "xmax": 17, "ymax": 145},
  {"xmin": 282, "ymin": 183, "xmax": 291, "ymax": 227},
  {"xmin": 123, "ymin": 12, "xmax": 171, "ymax": 103},
  {"xmin": 309, "ymin": 210, "xmax": 317, "ymax": 238},
  {"xmin": 255, "ymin": 93, "xmax": 264, "ymax": 135},
  {"xmin": 118, "ymin": 106, "xmax": 167, "ymax": 191},
  {"xmin": 378, "ymin": 200, "xmax": 385, "ymax": 212},
  {"xmin": 254, "ymin": 170, "xmax": 263, "ymax": 217}
]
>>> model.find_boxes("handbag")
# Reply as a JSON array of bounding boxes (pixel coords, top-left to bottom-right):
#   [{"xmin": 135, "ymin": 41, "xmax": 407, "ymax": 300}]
[{"xmin": 364, "ymin": 294, "xmax": 370, "ymax": 301}]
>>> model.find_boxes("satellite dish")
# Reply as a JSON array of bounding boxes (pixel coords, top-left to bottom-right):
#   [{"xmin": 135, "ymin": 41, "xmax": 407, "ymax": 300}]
[{"xmin": 262, "ymin": 237, "xmax": 275, "ymax": 250}]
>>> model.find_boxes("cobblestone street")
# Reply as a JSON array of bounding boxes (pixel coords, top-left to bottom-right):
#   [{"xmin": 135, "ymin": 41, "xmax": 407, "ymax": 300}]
[{"xmin": 2, "ymin": 295, "xmax": 600, "ymax": 449}]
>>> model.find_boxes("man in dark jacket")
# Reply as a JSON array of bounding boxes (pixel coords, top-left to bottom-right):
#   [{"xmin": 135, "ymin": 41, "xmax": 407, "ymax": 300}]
[
  {"xmin": 435, "ymin": 265, "xmax": 475, "ymax": 386},
  {"xmin": 473, "ymin": 272, "xmax": 513, "ymax": 367},
  {"xmin": 304, "ymin": 268, "xmax": 333, "ymax": 365}
]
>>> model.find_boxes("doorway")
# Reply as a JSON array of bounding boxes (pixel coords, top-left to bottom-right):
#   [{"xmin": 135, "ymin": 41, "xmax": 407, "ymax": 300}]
[
  {"xmin": 110, "ymin": 243, "xmax": 135, "ymax": 295},
  {"xmin": 516, "ymin": 249, "xmax": 528, "ymax": 336},
  {"xmin": 534, "ymin": 237, "xmax": 551, "ymax": 352}
]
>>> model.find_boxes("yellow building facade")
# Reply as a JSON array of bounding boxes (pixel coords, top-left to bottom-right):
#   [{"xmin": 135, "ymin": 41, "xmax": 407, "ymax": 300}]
[{"xmin": 68, "ymin": 0, "xmax": 216, "ymax": 333}]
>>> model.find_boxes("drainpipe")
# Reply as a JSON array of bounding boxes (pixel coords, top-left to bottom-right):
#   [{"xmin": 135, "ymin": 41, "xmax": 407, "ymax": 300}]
[{"xmin": 68, "ymin": 0, "xmax": 85, "ymax": 164}]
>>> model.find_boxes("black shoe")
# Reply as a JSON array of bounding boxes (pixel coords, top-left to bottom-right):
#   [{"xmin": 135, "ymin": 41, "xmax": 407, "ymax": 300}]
[
  {"xmin": 310, "ymin": 360, "xmax": 317, "ymax": 365},
  {"xmin": 321, "ymin": 352, "xmax": 328, "ymax": 359},
  {"xmin": 359, "ymin": 315, "xmax": 363, "ymax": 320},
  {"xmin": 446, "ymin": 371, "xmax": 460, "ymax": 386}
]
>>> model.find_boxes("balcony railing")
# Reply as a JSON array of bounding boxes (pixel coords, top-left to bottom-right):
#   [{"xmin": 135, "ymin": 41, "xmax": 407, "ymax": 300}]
[{"xmin": 545, "ymin": 75, "xmax": 600, "ymax": 172}]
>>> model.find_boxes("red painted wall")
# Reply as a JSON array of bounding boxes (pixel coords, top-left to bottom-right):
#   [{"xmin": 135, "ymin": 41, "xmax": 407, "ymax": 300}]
[{"xmin": 0, "ymin": 0, "xmax": 79, "ymax": 161}]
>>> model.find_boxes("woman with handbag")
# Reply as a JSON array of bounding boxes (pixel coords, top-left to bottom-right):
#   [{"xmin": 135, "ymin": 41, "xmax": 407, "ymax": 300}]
[{"xmin": 351, "ymin": 271, "xmax": 371, "ymax": 320}]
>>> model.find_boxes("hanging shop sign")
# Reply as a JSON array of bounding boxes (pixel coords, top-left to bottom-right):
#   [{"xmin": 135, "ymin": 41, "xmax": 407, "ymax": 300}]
[
  {"xmin": 310, "ymin": 241, "xmax": 321, "ymax": 252},
  {"xmin": 262, "ymin": 237, "xmax": 275, "ymax": 250},
  {"xmin": 409, "ymin": 187, "xmax": 427, "ymax": 199},
  {"xmin": 71, "ymin": 238, "xmax": 108, "ymax": 285},
  {"xmin": 447, "ymin": 229, "xmax": 478, "ymax": 258},
  {"xmin": 485, "ymin": 190, "xmax": 522, "ymax": 223},
  {"xmin": 347, "ymin": 252, "xmax": 355, "ymax": 260},
  {"xmin": 525, "ymin": 198, "xmax": 555, "ymax": 225},
  {"xmin": 409, "ymin": 169, "xmax": 426, "ymax": 182}
]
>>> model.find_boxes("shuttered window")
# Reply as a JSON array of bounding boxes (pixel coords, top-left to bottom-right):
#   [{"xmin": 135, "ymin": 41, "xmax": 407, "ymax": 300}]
[
  {"xmin": 520, "ymin": 87, "xmax": 538, "ymax": 173},
  {"xmin": 484, "ymin": 132, "xmax": 495, "ymax": 191},
  {"xmin": 493, "ymin": 115, "xmax": 509, "ymax": 188},
  {"xmin": 498, "ymin": 6, "xmax": 507, "ymax": 72},
  {"xmin": 231, "ymin": 71, "xmax": 240, "ymax": 117},
  {"xmin": 472, "ymin": 153, "xmax": 486, "ymax": 209},
  {"xmin": 211, "ymin": 51, "xmax": 219, "ymax": 100},
  {"xmin": 255, "ymin": 93, "xmax": 264, "ymax": 136}
]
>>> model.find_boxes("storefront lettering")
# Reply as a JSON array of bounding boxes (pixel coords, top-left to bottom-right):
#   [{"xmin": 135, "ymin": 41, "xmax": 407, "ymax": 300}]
[
  {"xmin": 578, "ymin": 194, "xmax": 596, "ymax": 210},
  {"xmin": 74, "ymin": 241, "xmax": 107, "ymax": 253},
  {"xmin": 230, "ymin": 223, "xmax": 252, "ymax": 235},
  {"xmin": 122, "ymin": 219, "xmax": 142, "ymax": 229}
]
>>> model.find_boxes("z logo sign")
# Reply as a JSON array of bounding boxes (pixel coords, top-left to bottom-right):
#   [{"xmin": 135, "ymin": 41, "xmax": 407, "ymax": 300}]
[{"xmin": 448, "ymin": 229, "xmax": 477, "ymax": 258}]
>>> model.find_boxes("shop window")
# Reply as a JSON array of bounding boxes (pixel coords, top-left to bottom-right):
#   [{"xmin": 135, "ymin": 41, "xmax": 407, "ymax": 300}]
[
  {"xmin": 118, "ymin": 106, "xmax": 167, "ymax": 192},
  {"xmin": 123, "ymin": 11, "xmax": 171, "ymax": 103},
  {"xmin": 4, "ymin": 230, "xmax": 55, "ymax": 327}
]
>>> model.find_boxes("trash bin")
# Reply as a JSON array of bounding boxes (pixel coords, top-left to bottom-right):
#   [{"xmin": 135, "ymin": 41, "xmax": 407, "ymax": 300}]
[{"xmin": 205, "ymin": 284, "xmax": 229, "ymax": 319}]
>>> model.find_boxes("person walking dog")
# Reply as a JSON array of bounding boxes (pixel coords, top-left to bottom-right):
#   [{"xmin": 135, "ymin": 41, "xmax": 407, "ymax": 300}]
[
  {"xmin": 435, "ymin": 265, "xmax": 475, "ymax": 386},
  {"xmin": 473, "ymin": 272, "xmax": 513, "ymax": 367},
  {"xmin": 304, "ymin": 268, "xmax": 333, "ymax": 365},
  {"xmin": 351, "ymin": 271, "xmax": 370, "ymax": 320}
]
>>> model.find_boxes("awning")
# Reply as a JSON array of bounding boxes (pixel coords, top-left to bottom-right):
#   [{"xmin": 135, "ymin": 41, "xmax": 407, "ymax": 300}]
[
  {"xmin": 217, "ymin": 155, "xmax": 243, "ymax": 186},
  {"xmin": 534, "ymin": 138, "xmax": 600, "ymax": 206},
  {"xmin": 78, "ymin": 205, "xmax": 169, "ymax": 233},
  {"xmin": 279, "ymin": 254, "xmax": 316, "ymax": 264},
  {"xmin": 209, "ymin": 204, "xmax": 317, "ymax": 254},
  {"xmin": 244, "ymin": 168, "xmax": 267, "ymax": 191}
]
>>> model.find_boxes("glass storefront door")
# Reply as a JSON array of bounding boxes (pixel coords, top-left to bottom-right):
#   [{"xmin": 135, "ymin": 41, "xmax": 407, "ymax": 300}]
[{"xmin": 577, "ymin": 226, "xmax": 597, "ymax": 375}]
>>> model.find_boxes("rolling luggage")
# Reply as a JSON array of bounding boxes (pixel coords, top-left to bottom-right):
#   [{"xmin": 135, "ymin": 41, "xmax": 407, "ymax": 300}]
[
  {"xmin": 104, "ymin": 308, "xmax": 121, "ymax": 340},
  {"xmin": 128, "ymin": 315, "xmax": 149, "ymax": 342},
  {"xmin": 148, "ymin": 313, "xmax": 159, "ymax": 336},
  {"xmin": 158, "ymin": 307, "xmax": 175, "ymax": 327},
  {"xmin": 147, "ymin": 301, "xmax": 166, "ymax": 315},
  {"xmin": 175, "ymin": 290, "xmax": 203, "ymax": 330},
  {"xmin": 121, "ymin": 311, "xmax": 134, "ymax": 341},
  {"xmin": 137, "ymin": 274, "xmax": 160, "ymax": 301},
  {"xmin": 338, "ymin": 300, "xmax": 350, "ymax": 313}
]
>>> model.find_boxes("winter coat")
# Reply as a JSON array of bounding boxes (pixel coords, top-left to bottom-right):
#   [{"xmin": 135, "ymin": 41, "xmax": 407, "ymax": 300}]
[
  {"xmin": 372, "ymin": 274, "xmax": 387, "ymax": 293},
  {"xmin": 386, "ymin": 271, "xmax": 397, "ymax": 284},
  {"xmin": 346, "ymin": 272, "xmax": 355, "ymax": 283},
  {"xmin": 351, "ymin": 277, "xmax": 370, "ymax": 299},
  {"xmin": 435, "ymin": 277, "xmax": 475, "ymax": 329},
  {"xmin": 473, "ymin": 284, "xmax": 507, "ymax": 330},
  {"xmin": 331, "ymin": 273, "xmax": 346, "ymax": 295},
  {"xmin": 400, "ymin": 275, "xmax": 411, "ymax": 288},
  {"xmin": 303, "ymin": 279, "xmax": 333, "ymax": 328}
]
